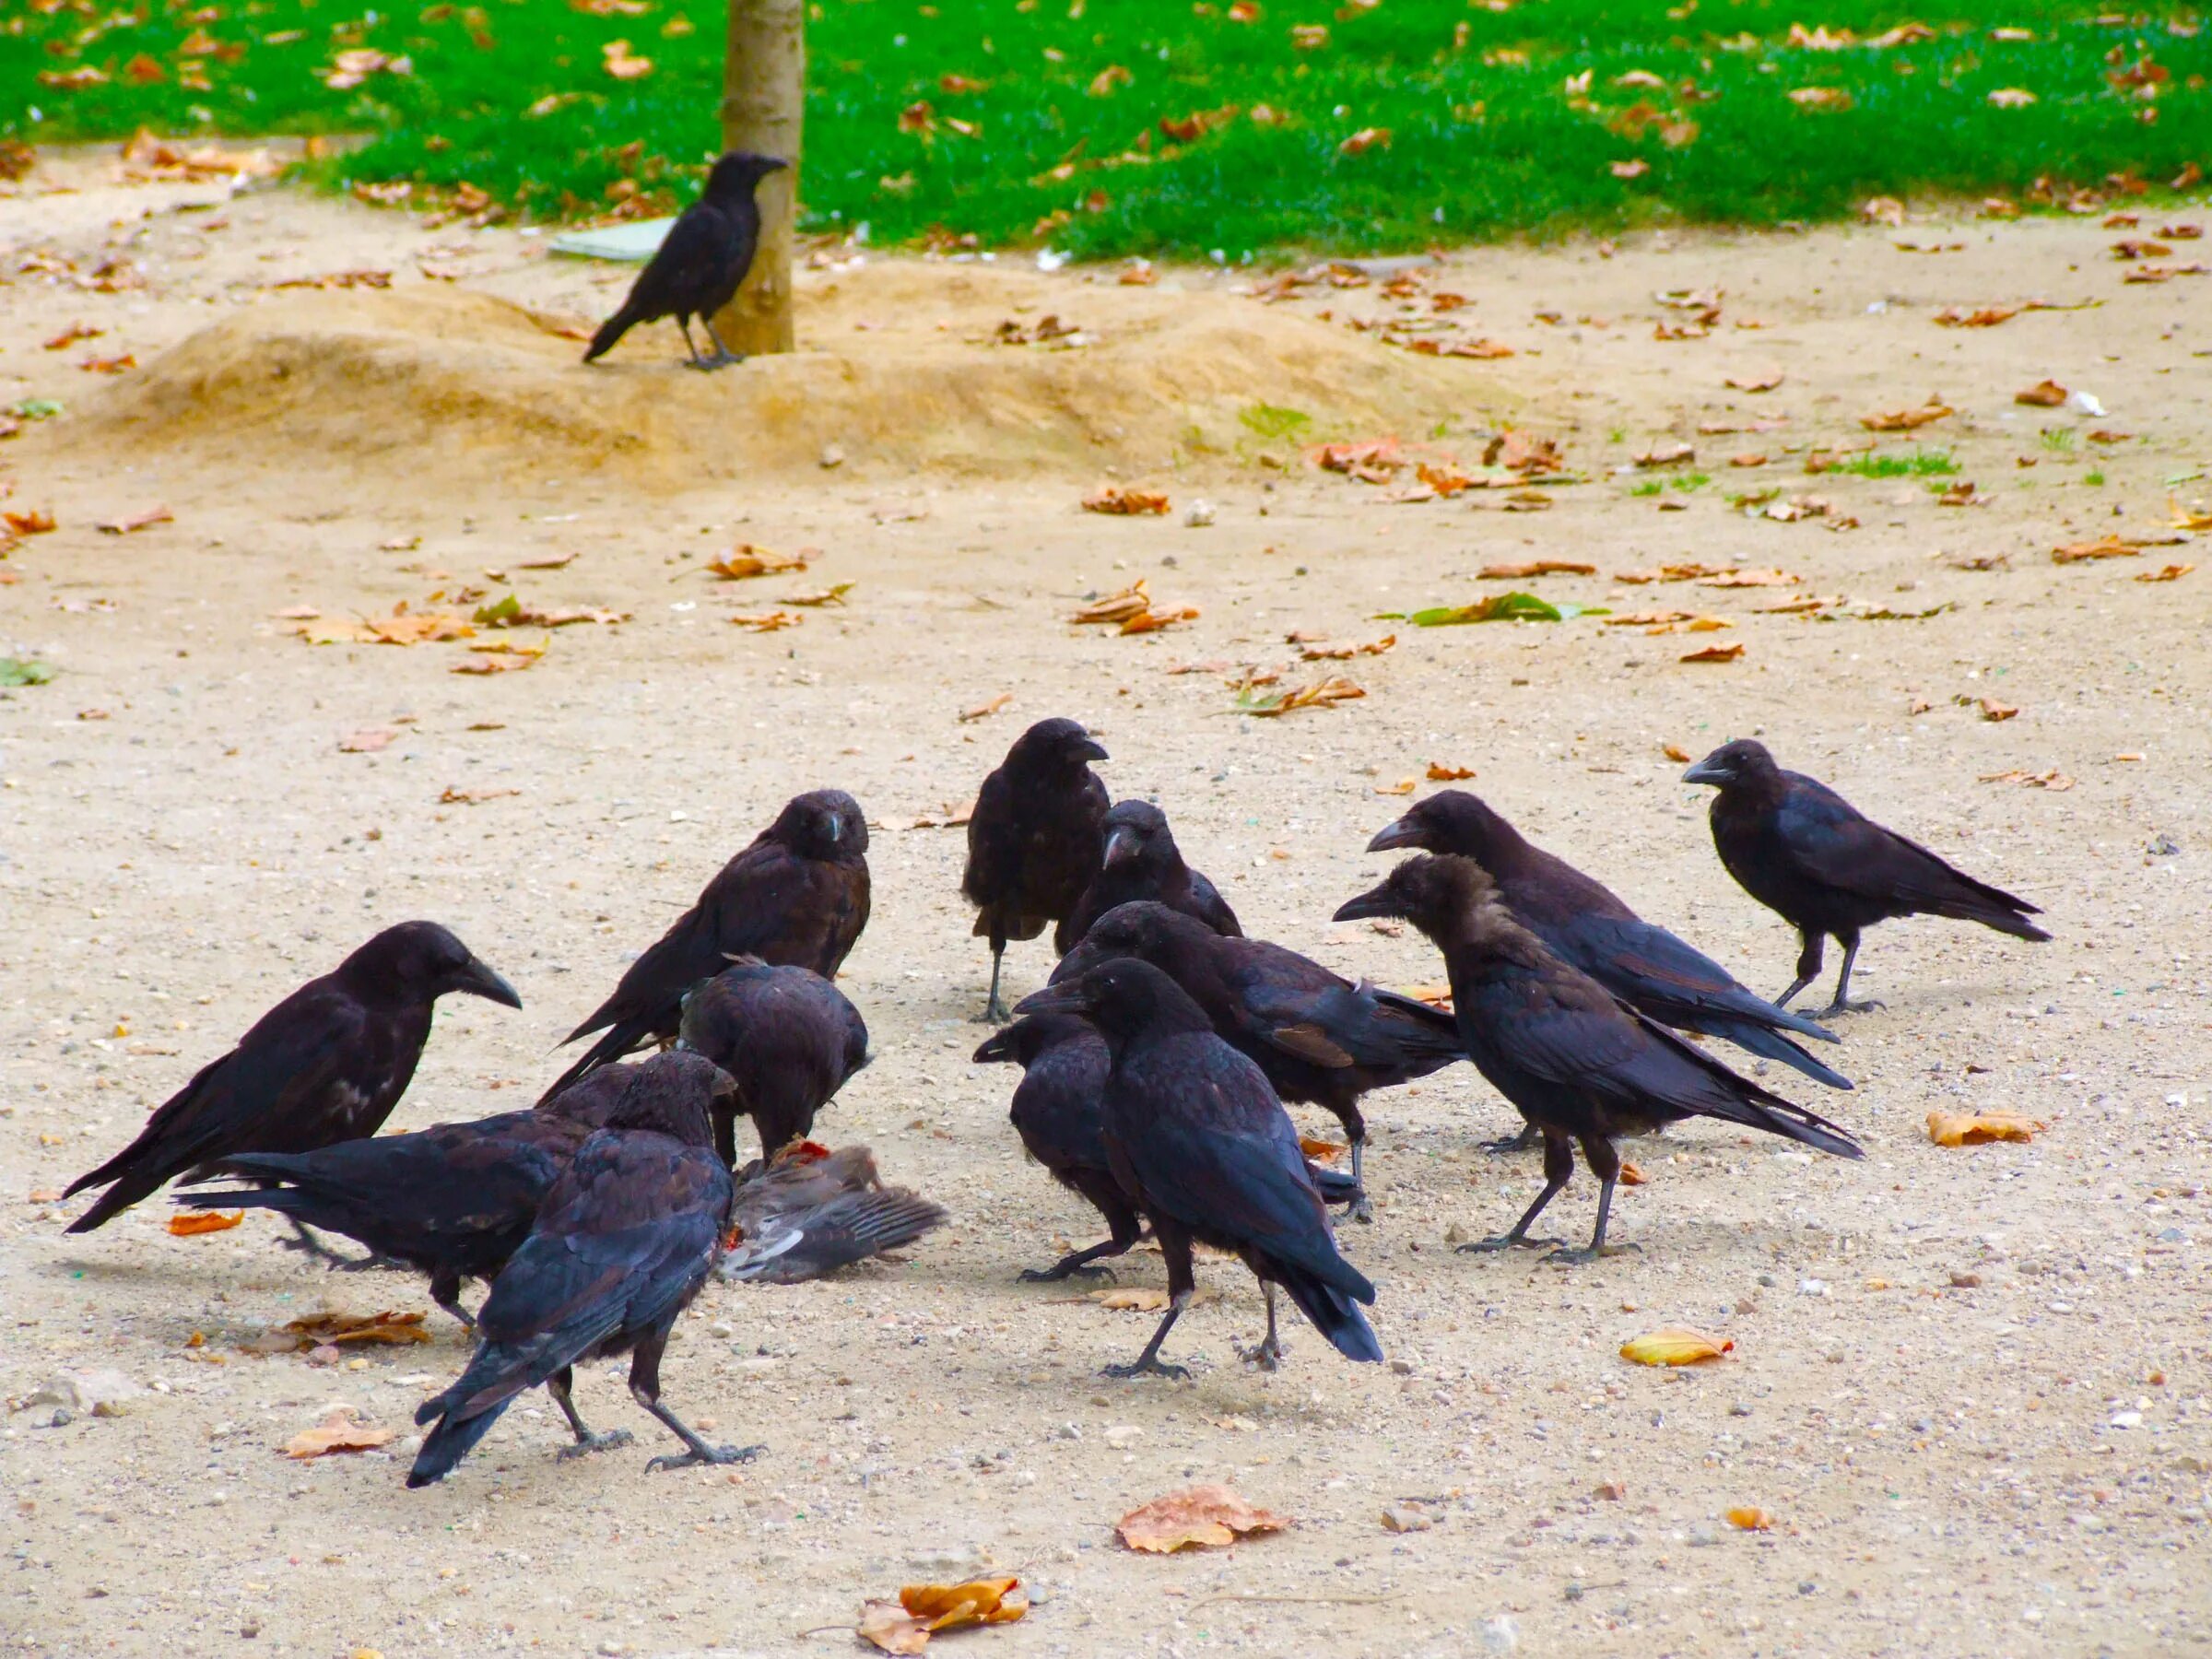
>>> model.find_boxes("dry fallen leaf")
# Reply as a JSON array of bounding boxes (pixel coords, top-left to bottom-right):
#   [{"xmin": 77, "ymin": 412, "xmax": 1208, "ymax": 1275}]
[
  {"xmin": 1299, "ymin": 1136, "xmax": 1347, "ymax": 1161},
  {"xmin": 2171, "ymin": 500, "xmax": 2212, "ymax": 531},
  {"xmin": 1978, "ymin": 769, "xmax": 2075, "ymax": 791},
  {"xmin": 959, "ymin": 692, "xmax": 1012, "ymax": 723},
  {"xmin": 168, "ymin": 1210, "xmax": 242, "ymax": 1236},
  {"xmin": 2135, "ymin": 563, "xmax": 2194, "ymax": 582},
  {"xmin": 4, "ymin": 509, "xmax": 57, "ymax": 535},
  {"xmin": 1860, "ymin": 402, "xmax": 1953, "ymax": 432},
  {"xmin": 1236, "ymin": 675, "xmax": 1364, "ymax": 716},
  {"xmin": 1426, "ymin": 762, "xmax": 1476, "ymax": 781},
  {"xmin": 1934, "ymin": 304, "xmax": 2022, "ymax": 327},
  {"xmin": 702, "ymin": 545, "xmax": 810, "ymax": 580},
  {"xmin": 439, "ymin": 785, "xmax": 520, "ymax": 806},
  {"xmin": 1978, "ymin": 700, "xmax": 2018, "ymax": 722},
  {"xmin": 1091, "ymin": 1288, "xmax": 1171, "ymax": 1312},
  {"xmin": 96, "ymin": 503, "xmax": 172, "ymax": 535},
  {"xmin": 1478, "ymin": 559, "xmax": 1595, "ymax": 579},
  {"xmin": 1373, "ymin": 777, "xmax": 1417, "ymax": 796},
  {"xmin": 1634, "ymin": 441, "xmax": 1696, "ymax": 468},
  {"xmin": 1679, "ymin": 643, "xmax": 1745, "ymax": 663},
  {"xmin": 1726, "ymin": 1506, "xmax": 1776, "ymax": 1531},
  {"xmin": 282, "ymin": 1406, "xmax": 394, "ymax": 1460},
  {"xmin": 1083, "ymin": 485, "xmax": 1171, "ymax": 515},
  {"xmin": 1927, "ymin": 1110, "xmax": 2041, "ymax": 1146},
  {"xmin": 1723, "ymin": 370, "xmax": 1783, "ymax": 393},
  {"xmin": 784, "ymin": 582, "xmax": 854, "ymax": 607},
  {"xmin": 2015, "ymin": 379, "xmax": 2068, "ymax": 406},
  {"xmin": 1619, "ymin": 1327, "xmax": 1734, "ymax": 1366},
  {"xmin": 1297, "ymin": 634, "xmax": 1394, "ymax": 660},
  {"xmin": 858, "ymin": 1578, "xmax": 1027, "ymax": 1653},
  {"xmin": 2052, "ymin": 535, "xmax": 2142, "ymax": 564},
  {"xmin": 1700, "ymin": 568, "xmax": 1799, "ymax": 588},
  {"xmin": 1117, "ymin": 1486, "xmax": 1289, "ymax": 1552},
  {"xmin": 1661, "ymin": 743, "xmax": 1691, "ymax": 762},
  {"xmin": 728, "ymin": 610, "xmax": 804, "ymax": 631},
  {"xmin": 451, "ymin": 652, "xmax": 539, "ymax": 675},
  {"xmin": 338, "ymin": 729, "xmax": 397, "ymax": 754},
  {"xmin": 283, "ymin": 1311, "xmax": 430, "ymax": 1347},
  {"xmin": 1070, "ymin": 580, "xmax": 1151, "ymax": 624}
]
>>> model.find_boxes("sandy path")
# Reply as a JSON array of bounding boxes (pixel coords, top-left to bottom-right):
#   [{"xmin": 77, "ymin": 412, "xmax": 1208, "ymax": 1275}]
[{"xmin": 1, "ymin": 152, "xmax": 2208, "ymax": 1657}]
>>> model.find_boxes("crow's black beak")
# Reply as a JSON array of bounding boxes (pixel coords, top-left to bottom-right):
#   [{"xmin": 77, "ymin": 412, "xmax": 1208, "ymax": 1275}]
[
  {"xmin": 455, "ymin": 957, "xmax": 523, "ymax": 1008},
  {"xmin": 971, "ymin": 1029, "xmax": 1019, "ymax": 1065},
  {"xmin": 1100, "ymin": 824, "xmax": 1139, "ymax": 868},
  {"xmin": 762, "ymin": 156, "xmax": 791, "ymax": 173},
  {"xmin": 1014, "ymin": 983, "xmax": 1088, "ymax": 1019},
  {"xmin": 1681, "ymin": 757, "xmax": 1729, "ymax": 786},
  {"xmin": 1365, "ymin": 817, "xmax": 1424, "ymax": 854},
  {"xmin": 1076, "ymin": 736, "xmax": 1110, "ymax": 764},
  {"xmin": 1332, "ymin": 886, "xmax": 1401, "ymax": 924}
]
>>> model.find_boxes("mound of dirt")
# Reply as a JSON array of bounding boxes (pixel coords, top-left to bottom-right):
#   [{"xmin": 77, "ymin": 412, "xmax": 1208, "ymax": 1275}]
[{"xmin": 69, "ymin": 262, "xmax": 1506, "ymax": 485}]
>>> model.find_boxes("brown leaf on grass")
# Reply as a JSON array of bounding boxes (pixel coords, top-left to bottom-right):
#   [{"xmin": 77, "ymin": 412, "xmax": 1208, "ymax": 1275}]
[
  {"xmin": 1861, "ymin": 401, "xmax": 1952, "ymax": 432},
  {"xmin": 728, "ymin": 610, "xmax": 803, "ymax": 631},
  {"xmin": 1609, "ymin": 159, "xmax": 1649, "ymax": 180},
  {"xmin": 2052, "ymin": 535, "xmax": 2141, "ymax": 563},
  {"xmin": 702, "ymin": 545, "xmax": 811, "ymax": 580},
  {"xmin": 337, "ymin": 729, "xmax": 397, "ymax": 754},
  {"xmin": 1985, "ymin": 86, "xmax": 2036, "ymax": 107},
  {"xmin": 1787, "ymin": 86, "xmax": 1853, "ymax": 111},
  {"xmin": 1723, "ymin": 370, "xmax": 1783, "ymax": 393},
  {"xmin": 1860, "ymin": 194, "xmax": 1905, "ymax": 226},
  {"xmin": 282, "ymin": 1406, "xmax": 394, "ymax": 1460},
  {"xmin": 1426, "ymin": 762, "xmax": 1477, "ymax": 781},
  {"xmin": 1634, "ymin": 441, "xmax": 1696, "ymax": 467},
  {"xmin": 1083, "ymin": 485, "xmax": 1171, "ymax": 515},
  {"xmin": 1236, "ymin": 675, "xmax": 1364, "ymax": 716},
  {"xmin": 168, "ymin": 1210, "xmax": 242, "ymax": 1236},
  {"xmin": 2136, "ymin": 563, "xmax": 2194, "ymax": 582},
  {"xmin": 283, "ymin": 1311, "xmax": 430, "ymax": 1347},
  {"xmin": 1726, "ymin": 1506, "xmax": 1777, "ymax": 1531},
  {"xmin": 1926, "ymin": 1110, "xmax": 2041, "ymax": 1146},
  {"xmin": 959, "ymin": 692, "xmax": 1013, "ymax": 723},
  {"xmin": 1339, "ymin": 126, "xmax": 1391, "ymax": 156},
  {"xmin": 2015, "ymin": 379, "xmax": 2067, "ymax": 406},
  {"xmin": 1679, "ymin": 643, "xmax": 1744, "ymax": 663},
  {"xmin": 1934, "ymin": 304, "xmax": 2022, "ymax": 327},
  {"xmin": 4, "ymin": 510, "xmax": 56, "ymax": 535},
  {"xmin": 1619, "ymin": 1327, "xmax": 1733, "ymax": 1366},
  {"xmin": 601, "ymin": 38, "xmax": 653, "ymax": 78},
  {"xmin": 1979, "ymin": 768, "xmax": 2074, "ymax": 791},
  {"xmin": 1118, "ymin": 1486, "xmax": 1289, "ymax": 1553},
  {"xmin": 1478, "ymin": 559, "xmax": 1595, "ymax": 579},
  {"xmin": 1661, "ymin": 743, "xmax": 1691, "ymax": 762}
]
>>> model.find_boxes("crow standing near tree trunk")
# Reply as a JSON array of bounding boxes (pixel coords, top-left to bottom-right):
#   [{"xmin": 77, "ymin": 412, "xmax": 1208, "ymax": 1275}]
[{"xmin": 583, "ymin": 151, "xmax": 787, "ymax": 371}]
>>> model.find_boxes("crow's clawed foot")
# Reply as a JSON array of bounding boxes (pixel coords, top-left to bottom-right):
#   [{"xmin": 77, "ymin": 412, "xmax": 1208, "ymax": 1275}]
[
  {"xmin": 1019, "ymin": 1261, "xmax": 1115, "ymax": 1284},
  {"xmin": 686, "ymin": 351, "xmax": 742, "ymax": 373},
  {"xmin": 1482, "ymin": 1128, "xmax": 1542, "ymax": 1156},
  {"xmin": 646, "ymin": 1441, "xmax": 762, "ymax": 1472},
  {"xmin": 1543, "ymin": 1242, "xmax": 1643, "ymax": 1266},
  {"xmin": 1820, "ymin": 996, "xmax": 1885, "ymax": 1017},
  {"xmin": 555, "ymin": 1429, "xmax": 633, "ymax": 1462},
  {"xmin": 1456, "ymin": 1233, "xmax": 1564, "ymax": 1254},
  {"xmin": 1235, "ymin": 1338, "xmax": 1283, "ymax": 1372},
  {"xmin": 975, "ymin": 1000, "xmax": 1011, "ymax": 1026},
  {"xmin": 1347, "ymin": 1194, "xmax": 1375, "ymax": 1225},
  {"xmin": 1101, "ymin": 1358, "xmax": 1190, "ymax": 1382}
]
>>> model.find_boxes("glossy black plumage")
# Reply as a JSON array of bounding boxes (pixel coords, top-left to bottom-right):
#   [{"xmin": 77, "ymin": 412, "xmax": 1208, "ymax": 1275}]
[
  {"xmin": 1058, "ymin": 799, "xmax": 1241, "ymax": 953},
  {"xmin": 547, "ymin": 789, "xmax": 869, "ymax": 1100},
  {"xmin": 408, "ymin": 1062, "xmax": 748, "ymax": 1486},
  {"xmin": 1051, "ymin": 900, "xmax": 1465, "ymax": 1217},
  {"xmin": 583, "ymin": 151, "xmax": 786, "ymax": 370},
  {"xmin": 675, "ymin": 959, "xmax": 870, "ymax": 1167},
  {"xmin": 1337, "ymin": 856, "xmax": 1860, "ymax": 1261},
  {"xmin": 176, "ymin": 1056, "xmax": 718, "ymax": 1327},
  {"xmin": 1370, "ymin": 790, "xmax": 1848, "ymax": 1089},
  {"xmin": 962, "ymin": 717, "xmax": 1110, "ymax": 1020},
  {"xmin": 1017, "ymin": 961, "xmax": 1381, "ymax": 1376},
  {"xmin": 65, "ymin": 922, "xmax": 520, "ymax": 1239},
  {"xmin": 1685, "ymin": 739, "xmax": 2050, "ymax": 1014},
  {"xmin": 719, "ymin": 1145, "xmax": 946, "ymax": 1283}
]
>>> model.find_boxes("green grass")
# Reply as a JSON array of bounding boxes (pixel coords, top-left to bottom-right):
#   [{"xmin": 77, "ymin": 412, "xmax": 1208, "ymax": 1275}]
[
  {"xmin": 7, "ymin": 0, "xmax": 2209, "ymax": 256},
  {"xmin": 1829, "ymin": 447, "xmax": 1961, "ymax": 477}
]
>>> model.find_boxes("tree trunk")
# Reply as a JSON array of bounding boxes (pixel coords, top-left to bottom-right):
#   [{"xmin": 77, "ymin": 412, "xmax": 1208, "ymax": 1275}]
[{"xmin": 716, "ymin": 0, "xmax": 806, "ymax": 354}]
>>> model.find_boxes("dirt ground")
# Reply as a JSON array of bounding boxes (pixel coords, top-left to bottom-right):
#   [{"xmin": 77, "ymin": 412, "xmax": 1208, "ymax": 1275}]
[{"xmin": 2, "ymin": 147, "xmax": 2208, "ymax": 1659}]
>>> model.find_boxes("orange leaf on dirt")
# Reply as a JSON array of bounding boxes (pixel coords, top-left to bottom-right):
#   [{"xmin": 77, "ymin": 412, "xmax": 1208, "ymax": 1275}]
[
  {"xmin": 168, "ymin": 1210, "xmax": 242, "ymax": 1236},
  {"xmin": 1978, "ymin": 768, "xmax": 2074, "ymax": 790},
  {"xmin": 2135, "ymin": 563, "xmax": 2194, "ymax": 582},
  {"xmin": 1978, "ymin": 700, "xmax": 2018, "ymax": 722},
  {"xmin": 1121, "ymin": 605, "xmax": 1199, "ymax": 635},
  {"xmin": 1091, "ymin": 1288, "xmax": 1172, "ymax": 1312},
  {"xmin": 959, "ymin": 692, "xmax": 1012, "ymax": 723},
  {"xmin": 283, "ymin": 1311, "xmax": 430, "ymax": 1347},
  {"xmin": 452, "ymin": 652, "xmax": 539, "ymax": 674},
  {"xmin": 1927, "ymin": 1110, "xmax": 2041, "ymax": 1146},
  {"xmin": 1618, "ymin": 1160, "xmax": 1647, "ymax": 1185},
  {"xmin": 906, "ymin": 1578, "xmax": 1029, "ymax": 1633},
  {"xmin": 728, "ymin": 610, "xmax": 803, "ymax": 631},
  {"xmin": 2015, "ymin": 379, "xmax": 2067, "ymax": 406},
  {"xmin": 1118, "ymin": 1485, "xmax": 1290, "ymax": 1552},
  {"xmin": 1726, "ymin": 1506, "xmax": 1776, "ymax": 1531},
  {"xmin": 1661, "ymin": 743, "xmax": 1691, "ymax": 762},
  {"xmin": 1699, "ymin": 568, "xmax": 1799, "ymax": 588},
  {"xmin": 1723, "ymin": 370, "xmax": 1783, "ymax": 393},
  {"xmin": 1236, "ymin": 675, "xmax": 1364, "ymax": 716},
  {"xmin": 1680, "ymin": 643, "xmax": 1745, "ymax": 663},
  {"xmin": 1083, "ymin": 485, "xmax": 1171, "ymax": 515},
  {"xmin": 702, "ymin": 545, "xmax": 810, "ymax": 580},
  {"xmin": 1373, "ymin": 777, "xmax": 1417, "ymax": 796},
  {"xmin": 1619, "ymin": 1327, "xmax": 1733, "ymax": 1366},
  {"xmin": 1860, "ymin": 401, "xmax": 1952, "ymax": 432},
  {"xmin": 1299, "ymin": 1136, "xmax": 1347, "ymax": 1162},
  {"xmin": 282, "ymin": 1406, "xmax": 394, "ymax": 1460},
  {"xmin": 1634, "ymin": 441, "xmax": 1696, "ymax": 467},
  {"xmin": 1426, "ymin": 762, "xmax": 1476, "ymax": 781},
  {"xmin": 1479, "ymin": 559, "xmax": 1594, "ymax": 579},
  {"xmin": 1297, "ymin": 634, "xmax": 1394, "ymax": 660},
  {"xmin": 1935, "ymin": 305, "xmax": 2022, "ymax": 327},
  {"xmin": 2052, "ymin": 535, "xmax": 2141, "ymax": 563},
  {"xmin": 858, "ymin": 1602, "xmax": 931, "ymax": 1655},
  {"xmin": 2170, "ymin": 500, "xmax": 2212, "ymax": 531},
  {"xmin": 1312, "ymin": 438, "xmax": 1401, "ymax": 482},
  {"xmin": 4, "ymin": 510, "xmax": 56, "ymax": 535},
  {"xmin": 1070, "ymin": 580, "xmax": 1153, "ymax": 624}
]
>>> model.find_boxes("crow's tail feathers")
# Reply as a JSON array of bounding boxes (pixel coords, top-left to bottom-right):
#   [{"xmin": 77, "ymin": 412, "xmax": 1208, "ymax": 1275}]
[
  {"xmin": 1701, "ymin": 1091, "xmax": 1864, "ymax": 1160},
  {"xmin": 406, "ymin": 1395, "xmax": 509, "ymax": 1488},
  {"xmin": 1705, "ymin": 1018, "xmax": 1853, "ymax": 1091},
  {"xmin": 583, "ymin": 307, "xmax": 638, "ymax": 364},
  {"xmin": 1275, "ymin": 1264, "xmax": 1384, "ymax": 1364}
]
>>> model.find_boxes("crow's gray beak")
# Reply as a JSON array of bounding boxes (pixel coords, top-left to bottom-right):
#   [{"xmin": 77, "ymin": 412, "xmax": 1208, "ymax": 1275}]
[
  {"xmin": 824, "ymin": 811, "xmax": 843, "ymax": 843},
  {"xmin": 1681, "ymin": 759, "xmax": 1729, "ymax": 786},
  {"xmin": 1014, "ymin": 983, "xmax": 1088, "ymax": 1019},
  {"xmin": 1332, "ymin": 887, "xmax": 1399, "ymax": 924},
  {"xmin": 1365, "ymin": 817, "xmax": 1423, "ymax": 854},
  {"xmin": 456, "ymin": 958, "xmax": 523, "ymax": 1008},
  {"xmin": 1101, "ymin": 825, "xmax": 1139, "ymax": 868},
  {"xmin": 1076, "ymin": 737, "xmax": 1110, "ymax": 764}
]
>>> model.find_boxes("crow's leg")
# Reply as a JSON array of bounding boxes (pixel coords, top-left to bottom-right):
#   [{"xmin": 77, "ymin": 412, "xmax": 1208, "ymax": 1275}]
[
  {"xmin": 1024, "ymin": 1184, "xmax": 1145, "ymax": 1282},
  {"xmin": 674, "ymin": 315, "xmax": 707, "ymax": 369},
  {"xmin": 1460, "ymin": 1129, "xmax": 1572, "ymax": 1253},
  {"xmin": 1546, "ymin": 1136, "xmax": 1643, "ymax": 1265},
  {"xmin": 1104, "ymin": 1218, "xmax": 1194, "ymax": 1380},
  {"xmin": 632, "ymin": 1331, "xmax": 762, "ymax": 1471},
  {"xmin": 1343, "ymin": 1108, "xmax": 1373, "ymax": 1224},
  {"xmin": 1483, "ymin": 1122, "xmax": 1542, "ymax": 1157},
  {"xmin": 276, "ymin": 1218, "xmax": 363, "ymax": 1266},
  {"xmin": 977, "ymin": 935, "xmax": 1011, "ymax": 1024},
  {"xmin": 693, "ymin": 317, "xmax": 743, "ymax": 371},
  {"xmin": 426, "ymin": 1268, "xmax": 478, "ymax": 1332},
  {"xmin": 1775, "ymin": 931, "xmax": 1825, "ymax": 1009},
  {"xmin": 1236, "ymin": 1282, "xmax": 1284, "ymax": 1371},
  {"xmin": 1021, "ymin": 1236, "xmax": 1130, "ymax": 1283},
  {"xmin": 550, "ymin": 1366, "xmax": 634, "ymax": 1459},
  {"xmin": 1821, "ymin": 930, "xmax": 1885, "ymax": 1015}
]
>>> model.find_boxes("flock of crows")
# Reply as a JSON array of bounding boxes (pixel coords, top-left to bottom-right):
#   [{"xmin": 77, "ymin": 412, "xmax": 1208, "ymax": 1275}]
[{"xmin": 53, "ymin": 718, "xmax": 2049, "ymax": 1487}]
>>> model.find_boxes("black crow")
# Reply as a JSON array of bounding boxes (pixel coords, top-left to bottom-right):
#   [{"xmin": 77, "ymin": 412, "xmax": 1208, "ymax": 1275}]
[
  {"xmin": 719, "ymin": 1145, "xmax": 946, "ymax": 1283},
  {"xmin": 1059, "ymin": 799, "xmax": 1241, "ymax": 952},
  {"xmin": 175, "ymin": 1056, "xmax": 720, "ymax": 1327},
  {"xmin": 65, "ymin": 922, "xmax": 519, "ymax": 1247},
  {"xmin": 1017, "ymin": 961, "xmax": 1381, "ymax": 1376},
  {"xmin": 1684, "ymin": 739, "xmax": 2050, "ymax": 1014},
  {"xmin": 1052, "ymin": 901, "xmax": 1465, "ymax": 1219},
  {"xmin": 1336, "ymin": 855, "xmax": 1860, "ymax": 1262},
  {"xmin": 583, "ymin": 150, "xmax": 788, "ymax": 371},
  {"xmin": 547, "ymin": 789, "xmax": 869, "ymax": 1100},
  {"xmin": 674, "ymin": 958, "xmax": 869, "ymax": 1167},
  {"xmin": 1370, "ymin": 790, "xmax": 1848, "ymax": 1090},
  {"xmin": 962, "ymin": 717, "xmax": 1110, "ymax": 1021},
  {"xmin": 407, "ymin": 1056, "xmax": 747, "ymax": 1485}
]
